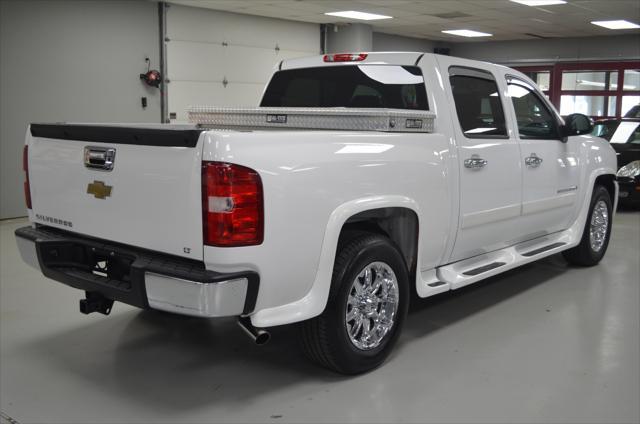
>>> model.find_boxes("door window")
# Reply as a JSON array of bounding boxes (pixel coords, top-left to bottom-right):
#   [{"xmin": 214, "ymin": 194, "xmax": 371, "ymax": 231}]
[
  {"xmin": 449, "ymin": 67, "xmax": 507, "ymax": 138},
  {"xmin": 507, "ymin": 80, "xmax": 560, "ymax": 139}
]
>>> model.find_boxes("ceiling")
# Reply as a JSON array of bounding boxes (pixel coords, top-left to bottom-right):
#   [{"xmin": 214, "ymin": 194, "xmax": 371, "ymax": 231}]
[{"xmin": 168, "ymin": 0, "xmax": 640, "ymax": 42}]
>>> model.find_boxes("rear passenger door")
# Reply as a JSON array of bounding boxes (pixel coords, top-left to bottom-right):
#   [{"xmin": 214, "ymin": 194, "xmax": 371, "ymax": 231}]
[
  {"xmin": 504, "ymin": 76, "xmax": 580, "ymax": 237},
  {"xmin": 442, "ymin": 63, "xmax": 524, "ymax": 262}
]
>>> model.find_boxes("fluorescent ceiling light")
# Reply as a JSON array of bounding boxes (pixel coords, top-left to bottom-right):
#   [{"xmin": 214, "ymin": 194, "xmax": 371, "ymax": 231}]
[
  {"xmin": 509, "ymin": 0, "xmax": 566, "ymax": 6},
  {"xmin": 325, "ymin": 11, "xmax": 392, "ymax": 21},
  {"xmin": 591, "ymin": 20, "xmax": 640, "ymax": 30},
  {"xmin": 442, "ymin": 29, "xmax": 492, "ymax": 37}
]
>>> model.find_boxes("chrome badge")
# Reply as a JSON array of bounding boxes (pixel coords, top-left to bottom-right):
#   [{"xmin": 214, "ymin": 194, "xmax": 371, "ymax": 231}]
[
  {"xmin": 87, "ymin": 181, "xmax": 113, "ymax": 199},
  {"xmin": 84, "ymin": 146, "xmax": 116, "ymax": 171}
]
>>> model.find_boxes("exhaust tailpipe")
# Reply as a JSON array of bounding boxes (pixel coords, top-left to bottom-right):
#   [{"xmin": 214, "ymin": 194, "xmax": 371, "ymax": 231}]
[{"xmin": 238, "ymin": 317, "xmax": 270, "ymax": 345}]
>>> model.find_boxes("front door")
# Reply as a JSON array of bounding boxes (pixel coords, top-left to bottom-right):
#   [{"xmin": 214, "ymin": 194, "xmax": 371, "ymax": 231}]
[
  {"xmin": 441, "ymin": 61, "xmax": 523, "ymax": 262},
  {"xmin": 504, "ymin": 76, "xmax": 580, "ymax": 238}
]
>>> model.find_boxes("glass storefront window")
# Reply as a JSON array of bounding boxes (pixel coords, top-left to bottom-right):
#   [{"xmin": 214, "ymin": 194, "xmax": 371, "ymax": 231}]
[
  {"xmin": 608, "ymin": 97, "xmax": 617, "ymax": 117},
  {"xmin": 621, "ymin": 96, "xmax": 640, "ymax": 116},
  {"xmin": 517, "ymin": 63, "xmax": 639, "ymax": 119},
  {"xmin": 523, "ymin": 71, "xmax": 550, "ymax": 91},
  {"xmin": 562, "ymin": 71, "xmax": 617, "ymax": 91},
  {"xmin": 560, "ymin": 95, "xmax": 616, "ymax": 116},
  {"xmin": 623, "ymin": 70, "xmax": 640, "ymax": 91}
]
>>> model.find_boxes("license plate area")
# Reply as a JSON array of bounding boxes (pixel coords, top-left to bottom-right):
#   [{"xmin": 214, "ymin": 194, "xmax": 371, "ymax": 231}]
[{"xmin": 39, "ymin": 241, "xmax": 135, "ymax": 288}]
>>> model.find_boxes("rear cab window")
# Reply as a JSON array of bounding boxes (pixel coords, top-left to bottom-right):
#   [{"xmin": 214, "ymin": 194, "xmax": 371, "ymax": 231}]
[
  {"xmin": 448, "ymin": 66, "xmax": 508, "ymax": 138},
  {"xmin": 261, "ymin": 65, "xmax": 429, "ymax": 110}
]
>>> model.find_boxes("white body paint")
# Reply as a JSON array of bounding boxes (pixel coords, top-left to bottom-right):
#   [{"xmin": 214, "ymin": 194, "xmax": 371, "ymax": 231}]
[{"xmin": 23, "ymin": 53, "xmax": 617, "ymax": 327}]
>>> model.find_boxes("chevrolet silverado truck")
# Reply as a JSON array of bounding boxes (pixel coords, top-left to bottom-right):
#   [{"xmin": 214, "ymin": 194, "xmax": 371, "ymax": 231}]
[{"xmin": 16, "ymin": 52, "xmax": 618, "ymax": 374}]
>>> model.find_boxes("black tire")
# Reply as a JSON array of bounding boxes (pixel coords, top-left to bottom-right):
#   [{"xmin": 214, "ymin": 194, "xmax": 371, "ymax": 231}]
[
  {"xmin": 563, "ymin": 185, "xmax": 613, "ymax": 266},
  {"xmin": 300, "ymin": 233, "xmax": 410, "ymax": 374}
]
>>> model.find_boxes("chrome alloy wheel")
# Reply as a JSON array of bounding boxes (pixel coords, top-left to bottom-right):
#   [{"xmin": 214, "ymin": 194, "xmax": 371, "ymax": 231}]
[
  {"xmin": 589, "ymin": 200, "xmax": 609, "ymax": 252},
  {"xmin": 345, "ymin": 261, "xmax": 399, "ymax": 351}
]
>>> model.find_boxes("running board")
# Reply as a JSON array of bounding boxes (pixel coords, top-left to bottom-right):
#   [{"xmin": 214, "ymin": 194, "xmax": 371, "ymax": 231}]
[
  {"xmin": 462, "ymin": 261, "xmax": 506, "ymax": 276},
  {"xmin": 521, "ymin": 242, "xmax": 566, "ymax": 257},
  {"xmin": 416, "ymin": 229, "xmax": 578, "ymax": 297}
]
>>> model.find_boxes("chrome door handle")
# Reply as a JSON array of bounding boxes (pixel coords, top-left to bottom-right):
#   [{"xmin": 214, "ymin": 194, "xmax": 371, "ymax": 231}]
[
  {"xmin": 464, "ymin": 155, "xmax": 487, "ymax": 169},
  {"xmin": 525, "ymin": 153, "xmax": 543, "ymax": 168}
]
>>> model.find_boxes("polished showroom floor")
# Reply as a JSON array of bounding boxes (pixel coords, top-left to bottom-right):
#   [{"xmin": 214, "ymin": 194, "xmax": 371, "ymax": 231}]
[{"xmin": 1, "ymin": 212, "xmax": 638, "ymax": 424}]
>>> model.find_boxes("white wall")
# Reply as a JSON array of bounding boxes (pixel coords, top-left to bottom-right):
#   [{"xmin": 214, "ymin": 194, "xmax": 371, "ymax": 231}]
[
  {"xmin": 0, "ymin": 0, "xmax": 161, "ymax": 219},
  {"xmin": 372, "ymin": 33, "xmax": 438, "ymax": 53},
  {"xmin": 326, "ymin": 24, "xmax": 373, "ymax": 53},
  {"xmin": 449, "ymin": 34, "xmax": 640, "ymax": 65},
  {"xmin": 166, "ymin": 5, "xmax": 320, "ymax": 122}
]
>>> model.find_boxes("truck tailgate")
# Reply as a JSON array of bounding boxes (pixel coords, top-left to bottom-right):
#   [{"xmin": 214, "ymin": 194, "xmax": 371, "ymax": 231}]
[{"xmin": 27, "ymin": 124, "xmax": 205, "ymax": 260}]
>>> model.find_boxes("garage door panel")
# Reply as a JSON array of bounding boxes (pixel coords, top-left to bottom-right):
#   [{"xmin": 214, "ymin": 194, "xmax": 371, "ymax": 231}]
[
  {"xmin": 223, "ymin": 46, "xmax": 283, "ymax": 83},
  {"xmin": 222, "ymin": 83, "xmax": 266, "ymax": 107},
  {"xmin": 167, "ymin": 5, "xmax": 318, "ymax": 52},
  {"xmin": 219, "ymin": 16, "xmax": 319, "ymax": 52},
  {"xmin": 167, "ymin": 41, "xmax": 226, "ymax": 81},
  {"xmin": 168, "ymin": 81, "xmax": 227, "ymax": 122},
  {"xmin": 166, "ymin": 4, "xmax": 319, "ymax": 123},
  {"xmin": 167, "ymin": 4, "xmax": 229, "ymax": 44}
]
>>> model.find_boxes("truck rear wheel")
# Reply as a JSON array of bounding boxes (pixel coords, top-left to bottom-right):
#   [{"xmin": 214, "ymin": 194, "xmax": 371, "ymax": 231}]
[
  {"xmin": 563, "ymin": 184, "xmax": 613, "ymax": 266},
  {"xmin": 300, "ymin": 233, "xmax": 409, "ymax": 374}
]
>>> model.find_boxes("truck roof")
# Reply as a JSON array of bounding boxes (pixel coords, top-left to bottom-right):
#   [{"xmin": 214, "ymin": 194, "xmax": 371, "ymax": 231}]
[
  {"xmin": 280, "ymin": 51, "xmax": 428, "ymax": 70},
  {"xmin": 279, "ymin": 51, "xmax": 501, "ymax": 71}
]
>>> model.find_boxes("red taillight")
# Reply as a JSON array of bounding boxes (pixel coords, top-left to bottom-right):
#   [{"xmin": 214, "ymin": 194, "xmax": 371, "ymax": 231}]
[
  {"xmin": 23, "ymin": 145, "xmax": 32, "ymax": 209},
  {"xmin": 202, "ymin": 162, "xmax": 263, "ymax": 247},
  {"xmin": 323, "ymin": 53, "xmax": 368, "ymax": 62}
]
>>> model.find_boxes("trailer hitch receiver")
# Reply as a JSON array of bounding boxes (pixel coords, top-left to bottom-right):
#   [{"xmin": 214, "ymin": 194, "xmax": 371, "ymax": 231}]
[{"xmin": 79, "ymin": 292, "xmax": 114, "ymax": 315}]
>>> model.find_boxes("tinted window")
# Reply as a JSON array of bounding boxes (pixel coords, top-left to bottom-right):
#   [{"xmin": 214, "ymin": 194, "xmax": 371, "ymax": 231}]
[
  {"xmin": 261, "ymin": 65, "xmax": 428, "ymax": 110},
  {"xmin": 507, "ymin": 81, "xmax": 559, "ymax": 139},
  {"xmin": 449, "ymin": 67, "xmax": 507, "ymax": 138},
  {"xmin": 592, "ymin": 121, "xmax": 620, "ymax": 141}
]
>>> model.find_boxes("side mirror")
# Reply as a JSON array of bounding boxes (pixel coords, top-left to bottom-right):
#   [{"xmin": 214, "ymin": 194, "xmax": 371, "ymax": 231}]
[{"xmin": 561, "ymin": 113, "xmax": 594, "ymax": 141}]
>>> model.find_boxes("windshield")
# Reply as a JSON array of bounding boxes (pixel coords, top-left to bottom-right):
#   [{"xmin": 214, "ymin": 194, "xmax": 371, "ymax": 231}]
[
  {"xmin": 261, "ymin": 65, "xmax": 429, "ymax": 110},
  {"xmin": 592, "ymin": 121, "xmax": 620, "ymax": 141}
]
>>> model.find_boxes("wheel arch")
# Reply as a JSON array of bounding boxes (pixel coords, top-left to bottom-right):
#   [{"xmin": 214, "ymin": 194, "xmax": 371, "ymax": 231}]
[
  {"xmin": 339, "ymin": 207, "xmax": 419, "ymax": 289},
  {"xmin": 595, "ymin": 173, "xmax": 617, "ymax": 207},
  {"xmin": 250, "ymin": 196, "xmax": 421, "ymax": 328}
]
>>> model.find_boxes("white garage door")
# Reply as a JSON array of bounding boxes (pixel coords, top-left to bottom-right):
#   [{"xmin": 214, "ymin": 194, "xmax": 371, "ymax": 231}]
[{"xmin": 166, "ymin": 5, "xmax": 320, "ymax": 122}]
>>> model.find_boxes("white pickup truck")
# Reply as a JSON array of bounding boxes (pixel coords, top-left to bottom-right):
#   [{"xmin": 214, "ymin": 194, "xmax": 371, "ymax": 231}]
[{"xmin": 16, "ymin": 52, "xmax": 618, "ymax": 374}]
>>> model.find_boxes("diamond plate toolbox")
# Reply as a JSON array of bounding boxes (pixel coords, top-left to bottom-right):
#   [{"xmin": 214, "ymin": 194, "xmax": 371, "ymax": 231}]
[{"xmin": 188, "ymin": 107, "xmax": 435, "ymax": 133}]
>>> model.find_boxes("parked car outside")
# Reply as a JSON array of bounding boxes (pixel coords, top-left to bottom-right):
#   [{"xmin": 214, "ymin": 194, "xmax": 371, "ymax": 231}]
[
  {"xmin": 624, "ymin": 104, "xmax": 640, "ymax": 118},
  {"xmin": 592, "ymin": 118, "xmax": 640, "ymax": 206}
]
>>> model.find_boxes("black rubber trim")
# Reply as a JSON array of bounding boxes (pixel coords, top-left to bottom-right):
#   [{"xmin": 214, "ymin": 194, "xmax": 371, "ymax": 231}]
[
  {"xmin": 30, "ymin": 124, "xmax": 202, "ymax": 148},
  {"xmin": 414, "ymin": 53, "xmax": 425, "ymax": 66},
  {"xmin": 15, "ymin": 225, "xmax": 260, "ymax": 313},
  {"xmin": 463, "ymin": 261, "xmax": 506, "ymax": 276},
  {"xmin": 521, "ymin": 242, "xmax": 566, "ymax": 257}
]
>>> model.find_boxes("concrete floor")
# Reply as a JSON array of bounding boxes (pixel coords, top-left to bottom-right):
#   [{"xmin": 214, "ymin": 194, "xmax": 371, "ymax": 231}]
[{"xmin": 1, "ymin": 213, "xmax": 639, "ymax": 424}]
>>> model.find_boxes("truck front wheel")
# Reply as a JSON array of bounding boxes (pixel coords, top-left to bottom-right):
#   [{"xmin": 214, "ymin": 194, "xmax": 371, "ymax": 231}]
[
  {"xmin": 300, "ymin": 233, "xmax": 409, "ymax": 374},
  {"xmin": 563, "ymin": 184, "xmax": 613, "ymax": 266}
]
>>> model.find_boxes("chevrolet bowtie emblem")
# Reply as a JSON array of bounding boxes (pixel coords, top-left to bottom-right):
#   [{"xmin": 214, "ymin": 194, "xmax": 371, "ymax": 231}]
[{"xmin": 87, "ymin": 181, "xmax": 112, "ymax": 199}]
